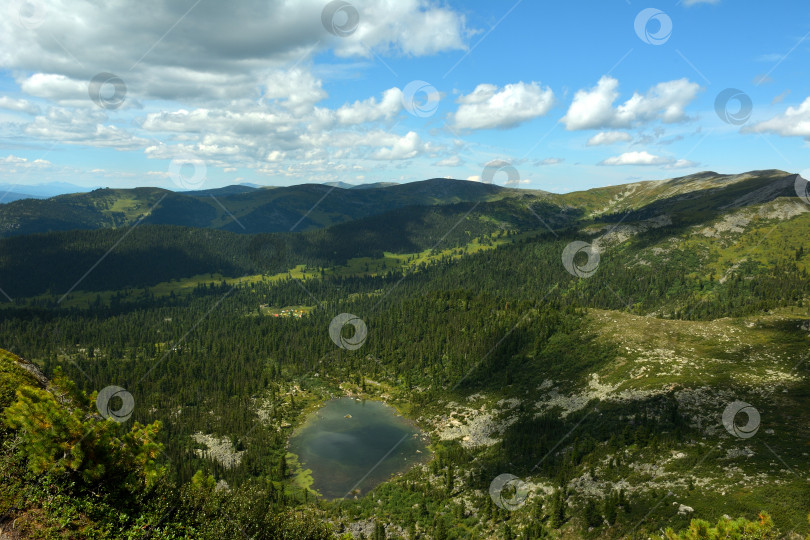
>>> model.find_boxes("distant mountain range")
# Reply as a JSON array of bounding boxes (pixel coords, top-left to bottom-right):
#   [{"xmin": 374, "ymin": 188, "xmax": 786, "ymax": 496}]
[
  {"xmin": 0, "ymin": 169, "xmax": 806, "ymax": 300},
  {"xmin": 0, "ymin": 178, "xmax": 516, "ymax": 237},
  {"xmin": 0, "ymin": 191, "xmax": 43, "ymax": 203},
  {"xmin": 0, "ymin": 180, "xmax": 400, "ymax": 204},
  {"xmin": 0, "ymin": 182, "xmax": 95, "ymax": 199},
  {"xmin": 2, "ymin": 170, "xmax": 801, "ymax": 237}
]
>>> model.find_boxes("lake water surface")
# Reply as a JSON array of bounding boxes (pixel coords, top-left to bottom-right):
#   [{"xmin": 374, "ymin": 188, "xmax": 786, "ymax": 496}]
[{"xmin": 288, "ymin": 397, "xmax": 428, "ymax": 499}]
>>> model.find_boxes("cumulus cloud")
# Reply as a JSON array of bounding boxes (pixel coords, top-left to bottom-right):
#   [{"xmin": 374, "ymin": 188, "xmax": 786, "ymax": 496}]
[
  {"xmin": 562, "ymin": 76, "xmax": 700, "ymax": 131},
  {"xmin": 451, "ymin": 81, "xmax": 554, "ymax": 130},
  {"xmin": 600, "ymin": 151, "xmax": 668, "ymax": 166},
  {"xmin": 599, "ymin": 151, "xmax": 697, "ymax": 168},
  {"xmin": 260, "ymin": 69, "xmax": 327, "ymax": 114},
  {"xmin": 742, "ymin": 97, "xmax": 810, "ymax": 139},
  {"xmin": 1, "ymin": 0, "xmax": 468, "ymax": 103},
  {"xmin": 586, "ymin": 131, "xmax": 632, "ymax": 146},
  {"xmin": 370, "ymin": 131, "xmax": 427, "ymax": 160},
  {"xmin": 336, "ymin": 88, "xmax": 403, "ymax": 125},
  {"xmin": 19, "ymin": 73, "xmax": 90, "ymax": 105},
  {"xmin": 332, "ymin": 0, "xmax": 468, "ymax": 58},
  {"xmin": 0, "ymin": 1, "xmax": 474, "ymax": 180},
  {"xmin": 135, "ymin": 75, "xmax": 449, "ymax": 172}
]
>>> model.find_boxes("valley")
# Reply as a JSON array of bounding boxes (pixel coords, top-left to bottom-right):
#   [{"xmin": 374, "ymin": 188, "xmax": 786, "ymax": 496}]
[{"xmin": 1, "ymin": 171, "xmax": 809, "ymax": 538}]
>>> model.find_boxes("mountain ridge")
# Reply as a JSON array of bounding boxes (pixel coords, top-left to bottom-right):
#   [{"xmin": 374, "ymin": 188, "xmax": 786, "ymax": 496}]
[
  {"xmin": 0, "ymin": 171, "xmax": 801, "ymax": 239},
  {"xmin": 0, "ymin": 177, "xmax": 512, "ymax": 237},
  {"xmin": 1, "ymin": 169, "xmax": 806, "ymax": 303}
]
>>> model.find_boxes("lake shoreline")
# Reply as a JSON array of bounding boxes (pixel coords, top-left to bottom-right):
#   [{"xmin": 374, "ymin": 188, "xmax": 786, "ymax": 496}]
[{"xmin": 286, "ymin": 393, "xmax": 431, "ymax": 500}]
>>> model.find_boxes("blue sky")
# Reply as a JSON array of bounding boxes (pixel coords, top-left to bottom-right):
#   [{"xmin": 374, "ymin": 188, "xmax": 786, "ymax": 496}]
[{"xmin": 0, "ymin": 0, "xmax": 808, "ymax": 193}]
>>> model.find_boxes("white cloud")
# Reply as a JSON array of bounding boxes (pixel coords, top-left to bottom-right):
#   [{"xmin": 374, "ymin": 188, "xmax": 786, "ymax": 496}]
[
  {"xmin": 25, "ymin": 107, "xmax": 147, "ymax": 149},
  {"xmin": 137, "ymin": 83, "xmax": 448, "ymax": 171},
  {"xmin": 142, "ymin": 107, "xmax": 294, "ymax": 135},
  {"xmin": 336, "ymin": 88, "xmax": 403, "ymax": 125},
  {"xmin": 0, "ymin": 155, "xmax": 52, "ymax": 167},
  {"xmin": 0, "ymin": 0, "xmax": 477, "ymax": 186},
  {"xmin": 562, "ymin": 76, "xmax": 700, "ymax": 131},
  {"xmin": 600, "ymin": 151, "xmax": 670, "ymax": 166},
  {"xmin": 19, "ymin": 73, "xmax": 89, "ymax": 104},
  {"xmin": 742, "ymin": 97, "xmax": 810, "ymax": 139},
  {"xmin": 451, "ymin": 81, "xmax": 554, "ymax": 130},
  {"xmin": 370, "ymin": 131, "xmax": 426, "ymax": 160},
  {"xmin": 536, "ymin": 157, "xmax": 563, "ymax": 165},
  {"xmin": 260, "ymin": 69, "xmax": 327, "ymax": 114},
  {"xmin": 1, "ymin": 0, "xmax": 468, "ymax": 104},
  {"xmin": 663, "ymin": 159, "xmax": 699, "ymax": 169},
  {"xmin": 599, "ymin": 151, "xmax": 698, "ymax": 168},
  {"xmin": 333, "ymin": 0, "xmax": 468, "ymax": 58},
  {"xmin": 0, "ymin": 96, "xmax": 40, "ymax": 115},
  {"xmin": 587, "ymin": 131, "xmax": 632, "ymax": 146},
  {"xmin": 435, "ymin": 156, "xmax": 462, "ymax": 166},
  {"xmin": 0, "ymin": 0, "xmax": 473, "ymax": 179},
  {"xmin": 563, "ymin": 77, "xmax": 619, "ymax": 131}
]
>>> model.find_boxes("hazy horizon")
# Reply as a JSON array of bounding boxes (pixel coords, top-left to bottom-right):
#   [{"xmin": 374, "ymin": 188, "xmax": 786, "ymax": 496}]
[{"xmin": 3, "ymin": 167, "xmax": 806, "ymax": 200}]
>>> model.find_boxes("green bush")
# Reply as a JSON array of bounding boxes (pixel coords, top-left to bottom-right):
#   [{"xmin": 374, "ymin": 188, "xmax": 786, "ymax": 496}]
[
  {"xmin": 659, "ymin": 513, "xmax": 779, "ymax": 539},
  {"xmin": 3, "ymin": 379, "xmax": 163, "ymax": 488}
]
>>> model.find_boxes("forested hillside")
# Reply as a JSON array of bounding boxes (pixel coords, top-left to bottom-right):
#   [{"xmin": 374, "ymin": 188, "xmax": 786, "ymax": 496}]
[{"xmin": 0, "ymin": 179, "xmax": 516, "ymax": 238}]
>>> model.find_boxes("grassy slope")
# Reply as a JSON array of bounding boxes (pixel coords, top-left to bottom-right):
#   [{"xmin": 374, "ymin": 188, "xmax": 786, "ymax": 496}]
[{"xmin": 566, "ymin": 307, "xmax": 810, "ymax": 534}]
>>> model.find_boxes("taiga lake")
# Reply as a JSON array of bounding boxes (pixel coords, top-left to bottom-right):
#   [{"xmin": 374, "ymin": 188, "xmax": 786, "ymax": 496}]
[{"xmin": 289, "ymin": 397, "xmax": 429, "ymax": 499}]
